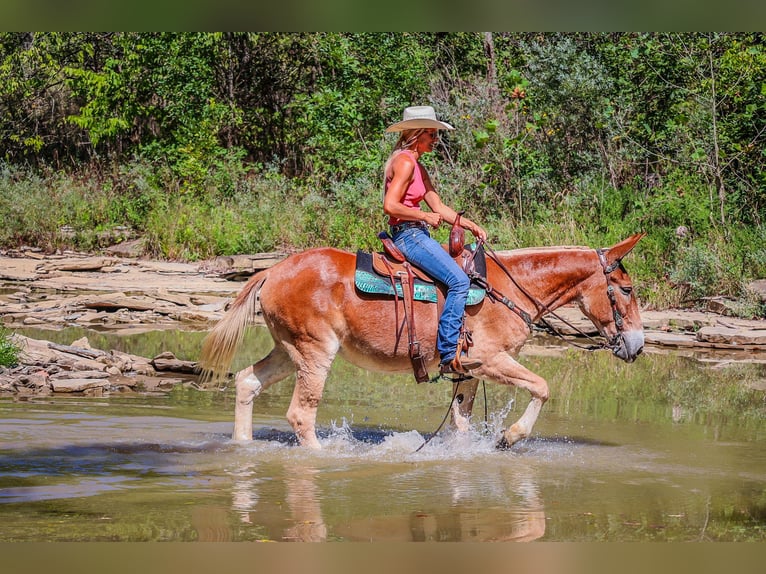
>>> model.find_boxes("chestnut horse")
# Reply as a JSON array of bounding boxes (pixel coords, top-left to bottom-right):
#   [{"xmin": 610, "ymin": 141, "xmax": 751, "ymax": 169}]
[{"xmin": 199, "ymin": 233, "xmax": 645, "ymax": 449}]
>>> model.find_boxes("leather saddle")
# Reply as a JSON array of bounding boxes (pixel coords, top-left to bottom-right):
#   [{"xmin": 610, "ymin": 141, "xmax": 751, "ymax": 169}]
[
  {"xmin": 354, "ymin": 241, "xmax": 487, "ymax": 304},
  {"xmin": 353, "ymin": 231, "xmax": 487, "ymax": 383}
]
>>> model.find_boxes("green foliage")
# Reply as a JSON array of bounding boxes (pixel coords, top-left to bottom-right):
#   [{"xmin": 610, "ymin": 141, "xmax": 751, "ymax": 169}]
[
  {"xmin": 0, "ymin": 327, "xmax": 20, "ymax": 368},
  {"xmin": 0, "ymin": 33, "xmax": 765, "ymax": 315}
]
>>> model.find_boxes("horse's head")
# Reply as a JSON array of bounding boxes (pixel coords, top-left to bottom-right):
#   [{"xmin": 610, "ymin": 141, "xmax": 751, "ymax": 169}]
[{"xmin": 579, "ymin": 233, "xmax": 645, "ymax": 362}]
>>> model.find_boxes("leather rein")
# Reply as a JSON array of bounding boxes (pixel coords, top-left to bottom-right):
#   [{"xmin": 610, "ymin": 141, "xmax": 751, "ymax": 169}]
[{"xmin": 471, "ymin": 240, "xmax": 627, "ymax": 353}]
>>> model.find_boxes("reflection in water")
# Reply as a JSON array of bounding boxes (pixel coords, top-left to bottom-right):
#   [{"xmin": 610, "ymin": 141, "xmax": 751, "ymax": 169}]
[
  {"xmin": 406, "ymin": 463, "xmax": 546, "ymax": 542},
  {"xmin": 191, "ymin": 506, "xmax": 232, "ymax": 542},
  {"xmin": 281, "ymin": 464, "xmax": 327, "ymax": 542},
  {"xmin": 224, "ymin": 433, "xmax": 547, "ymax": 542},
  {"xmin": 229, "ymin": 460, "xmax": 328, "ymax": 541},
  {"xmin": 230, "ymin": 463, "xmax": 259, "ymax": 523}
]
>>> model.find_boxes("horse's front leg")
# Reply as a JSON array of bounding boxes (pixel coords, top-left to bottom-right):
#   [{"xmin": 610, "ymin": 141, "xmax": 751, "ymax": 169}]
[
  {"xmin": 478, "ymin": 353, "xmax": 550, "ymax": 449},
  {"xmin": 450, "ymin": 378, "xmax": 480, "ymax": 432}
]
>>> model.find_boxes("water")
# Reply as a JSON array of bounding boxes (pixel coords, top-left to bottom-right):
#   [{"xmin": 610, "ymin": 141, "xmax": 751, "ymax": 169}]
[{"xmin": 1, "ymin": 327, "xmax": 765, "ymax": 541}]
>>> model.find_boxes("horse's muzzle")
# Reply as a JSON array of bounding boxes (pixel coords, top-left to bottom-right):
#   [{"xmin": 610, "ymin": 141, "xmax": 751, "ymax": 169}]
[{"xmin": 610, "ymin": 330, "xmax": 644, "ymax": 363}]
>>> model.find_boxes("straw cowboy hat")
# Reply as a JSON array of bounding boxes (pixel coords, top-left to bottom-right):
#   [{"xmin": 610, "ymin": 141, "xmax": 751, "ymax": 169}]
[{"xmin": 385, "ymin": 105, "xmax": 455, "ymax": 132}]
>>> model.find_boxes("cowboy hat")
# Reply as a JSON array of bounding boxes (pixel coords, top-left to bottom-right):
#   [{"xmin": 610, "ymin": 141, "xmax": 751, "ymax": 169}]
[{"xmin": 385, "ymin": 105, "xmax": 455, "ymax": 132}]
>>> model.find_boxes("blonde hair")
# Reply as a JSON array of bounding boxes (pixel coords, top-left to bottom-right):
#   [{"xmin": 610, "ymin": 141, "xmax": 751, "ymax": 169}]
[{"xmin": 383, "ymin": 128, "xmax": 426, "ymax": 183}]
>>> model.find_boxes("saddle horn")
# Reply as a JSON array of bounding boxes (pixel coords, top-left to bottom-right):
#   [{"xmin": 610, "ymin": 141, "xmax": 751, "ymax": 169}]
[{"xmin": 449, "ymin": 211, "xmax": 465, "ymax": 257}]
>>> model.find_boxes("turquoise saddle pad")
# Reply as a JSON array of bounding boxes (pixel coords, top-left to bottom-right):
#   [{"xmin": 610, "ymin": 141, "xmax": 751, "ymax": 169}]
[{"xmin": 354, "ymin": 250, "xmax": 486, "ymax": 305}]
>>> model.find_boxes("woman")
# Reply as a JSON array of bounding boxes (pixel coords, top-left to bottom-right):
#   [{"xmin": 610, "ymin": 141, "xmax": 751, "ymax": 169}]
[{"xmin": 383, "ymin": 105, "xmax": 488, "ymax": 375}]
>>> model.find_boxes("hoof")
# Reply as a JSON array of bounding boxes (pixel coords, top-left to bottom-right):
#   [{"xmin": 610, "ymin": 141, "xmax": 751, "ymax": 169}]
[{"xmin": 495, "ymin": 436, "xmax": 513, "ymax": 450}]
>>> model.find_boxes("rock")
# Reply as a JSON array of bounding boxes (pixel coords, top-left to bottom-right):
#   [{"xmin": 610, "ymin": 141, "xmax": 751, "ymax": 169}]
[
  {"xmin": 105, "ymin": 238, "xmax": 145, "ymax": 258},
  {"xmin": 201, "ymin": 253, "xmax": 286, "ymax": 280},
  {"xmin": 746, "ymin": 379, "xmax": 766, "ymax": 391},
  {"xmin": 174, "ymin": 310, "xmax": 218, "ymax": 323},
  {"xmin": 82, "ymin": 293, "xmax": 158, "ymax": 312},
  {"xmin": 51, "ymin": 378, "xmax": 111, "ymax": 393},
  {"xmin": 644, "ymin": 332, "xmax": 699, "ymax": 348},
  {"xmin": 702, "ymin": 297, "xmax": 738, "ymax": 316},
  {"xmin": 137, "ymin": 377, "xmax": 181, "ymax": 392},
  {"xmin": 0, "ymin": 377, "xmax": 15, "ymax": 393},
  {"xmin": 36, "ymin": 257, "xmax": 119, "ymax": 272},
  {"xmin": 23, "ymin": 371, "xmax": 51, "ymax": 390},
  {"xmin": 696, "ymin": 326, "xmax": 766, "ymax": 347},
  {"xmin": 47, "ymin": 341, "xmax": 106, "ymax": 359},
  {"xmin": 49, "ymin": 370, "xmax": 109, "ymax": 380},
  {"xmin": 71, "ymin": 337, "xmax": 92, "ymax": 349},
  {"xmin": 151, "ymin": 352, "xmax": 199, "ymax": 373},
  {"xmin": 152, "ymin": 289, "xmax": 193, "ymax": 307}
]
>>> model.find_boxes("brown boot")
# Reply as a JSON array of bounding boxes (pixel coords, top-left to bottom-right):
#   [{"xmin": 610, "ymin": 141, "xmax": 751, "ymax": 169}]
[{"xmin": 439, "ymin": 354, "xmax": 482, "ymax": 375}]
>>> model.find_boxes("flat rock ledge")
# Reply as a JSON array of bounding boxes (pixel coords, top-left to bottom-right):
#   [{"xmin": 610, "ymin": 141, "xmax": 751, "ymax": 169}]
[
  {"xmin": 0, "ymin": 335, "xmax": 202, "ymax": 398},
  {"xmin": 542, "ymin": 308, "xmax": 766, "ymax": 364},
  {"xmin": 0, "ymin": 250, "xmax": 286, "ymax": 331}
]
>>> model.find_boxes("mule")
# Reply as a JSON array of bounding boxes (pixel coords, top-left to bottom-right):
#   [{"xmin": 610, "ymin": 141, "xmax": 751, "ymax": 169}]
[{"xmin": 199, "ymin": 233, "xmax": 645, "ymax": 449}]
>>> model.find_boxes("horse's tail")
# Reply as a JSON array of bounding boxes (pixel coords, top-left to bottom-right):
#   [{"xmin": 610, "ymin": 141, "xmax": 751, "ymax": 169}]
[{"xmin": 198, "ymin": 269, "xmax": 269, "ymax": 383}]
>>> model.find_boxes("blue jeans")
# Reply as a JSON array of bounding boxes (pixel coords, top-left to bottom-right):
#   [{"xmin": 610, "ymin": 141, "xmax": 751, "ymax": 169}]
[{"xmin": 391, "ymin": 225, "xmax": 470, "ymax": 363}]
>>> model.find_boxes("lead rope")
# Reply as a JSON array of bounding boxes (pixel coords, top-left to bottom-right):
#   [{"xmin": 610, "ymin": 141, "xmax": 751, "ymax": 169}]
[{"xmin": 414, "ymin": 382, "xmax": 461, "ymax": 453}]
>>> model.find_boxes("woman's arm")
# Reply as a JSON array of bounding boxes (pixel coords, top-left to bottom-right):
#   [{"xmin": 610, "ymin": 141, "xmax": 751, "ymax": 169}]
[{"xmin": 422, "ymin": 172, "xmax": 488, "ymax": 241}]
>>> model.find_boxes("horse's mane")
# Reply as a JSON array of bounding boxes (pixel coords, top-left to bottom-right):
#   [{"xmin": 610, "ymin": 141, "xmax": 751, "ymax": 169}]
[{"xmin": 494, "ymin": 245, "xmax": 592, "ymax": 257}]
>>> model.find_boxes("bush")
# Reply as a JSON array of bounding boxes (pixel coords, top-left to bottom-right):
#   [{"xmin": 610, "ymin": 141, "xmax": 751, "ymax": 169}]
[{"xmin": 0, "ymin": 327, "xmax": 20, "ymax": 368}]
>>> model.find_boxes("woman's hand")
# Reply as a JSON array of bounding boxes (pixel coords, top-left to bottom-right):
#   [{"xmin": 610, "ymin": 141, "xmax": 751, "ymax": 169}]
[
  {"xmin": 422, "ymin": 212, "xmax": 443, "ymax": 228},
  {"xmin": 464, "ymin": 219, "xmax": 488, "ymax": 242}
]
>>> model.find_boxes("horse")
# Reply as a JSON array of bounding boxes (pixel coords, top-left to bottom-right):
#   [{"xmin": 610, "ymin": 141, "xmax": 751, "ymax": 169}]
[{"xmin": 198, "ymin": 233, "xmax": 645, "ymax": 449}]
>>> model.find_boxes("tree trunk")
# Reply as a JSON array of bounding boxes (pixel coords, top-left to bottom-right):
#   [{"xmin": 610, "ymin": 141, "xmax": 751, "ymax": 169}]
[
  {"xmin": 483, "ymin": 32, "xmax": 500, "ymax": 105},
  {"xmin": 708, "ymin": 44, "xmax": 726, "ymax": 225}
]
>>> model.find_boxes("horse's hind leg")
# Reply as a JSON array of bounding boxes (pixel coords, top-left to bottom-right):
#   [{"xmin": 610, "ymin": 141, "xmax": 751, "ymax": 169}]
[
  {"xmin": 284, "ymin": 343, "xmax": 337, "ymax": 449},
  {"xmin": 233, "ymin": 346, "xmax": 293, "ymax": 441}
]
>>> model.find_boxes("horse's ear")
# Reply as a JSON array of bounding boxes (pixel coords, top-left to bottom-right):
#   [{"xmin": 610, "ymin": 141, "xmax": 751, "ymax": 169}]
[{"xmin": 606, "ymin": 232, "xmax": 646, "ymax": 266}]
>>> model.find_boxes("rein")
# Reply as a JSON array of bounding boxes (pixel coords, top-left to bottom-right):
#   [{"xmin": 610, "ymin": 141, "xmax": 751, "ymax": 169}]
[{"xmin": 476, "ymin": 240, "xmax": 624, "ymax": 352}]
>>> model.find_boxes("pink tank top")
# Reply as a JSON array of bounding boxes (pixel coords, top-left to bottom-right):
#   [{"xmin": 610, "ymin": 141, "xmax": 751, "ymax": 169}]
[{"xmin": 385, "ymin": 150, "xmax": 427, "ymax": 225}]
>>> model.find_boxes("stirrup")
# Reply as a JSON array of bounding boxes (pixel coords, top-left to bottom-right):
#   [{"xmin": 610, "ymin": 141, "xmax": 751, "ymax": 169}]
[{"xmin": 432, "ymin": 371, "xmax": 476, "ymax": 384}]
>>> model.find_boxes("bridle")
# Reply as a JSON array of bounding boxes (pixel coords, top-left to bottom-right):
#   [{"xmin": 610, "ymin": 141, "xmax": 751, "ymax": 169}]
[
  {"xmin": 473, "ymin": 240, "xmax": 629, "ymax": 353},
  {"xmin": 596, "ymin": 248, "xmax": 628, "ymax": 352}
]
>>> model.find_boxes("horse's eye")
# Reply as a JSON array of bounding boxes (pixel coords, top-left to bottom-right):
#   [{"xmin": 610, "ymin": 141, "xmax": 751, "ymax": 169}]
[{"xmin": 620, "ymin": 286, "xmax": 633, "ymax": 296}]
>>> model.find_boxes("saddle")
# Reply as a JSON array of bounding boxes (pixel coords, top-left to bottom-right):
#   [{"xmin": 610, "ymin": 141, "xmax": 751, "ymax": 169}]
[{"xmin": 354, "ymin": 228, "xmax": 487, "ymax": 383}]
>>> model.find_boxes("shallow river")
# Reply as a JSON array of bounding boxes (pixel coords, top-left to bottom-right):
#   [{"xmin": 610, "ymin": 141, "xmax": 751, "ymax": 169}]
[{"xmin": 1, "ymin": 327, "xmax": 765, "ymax": 541}]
